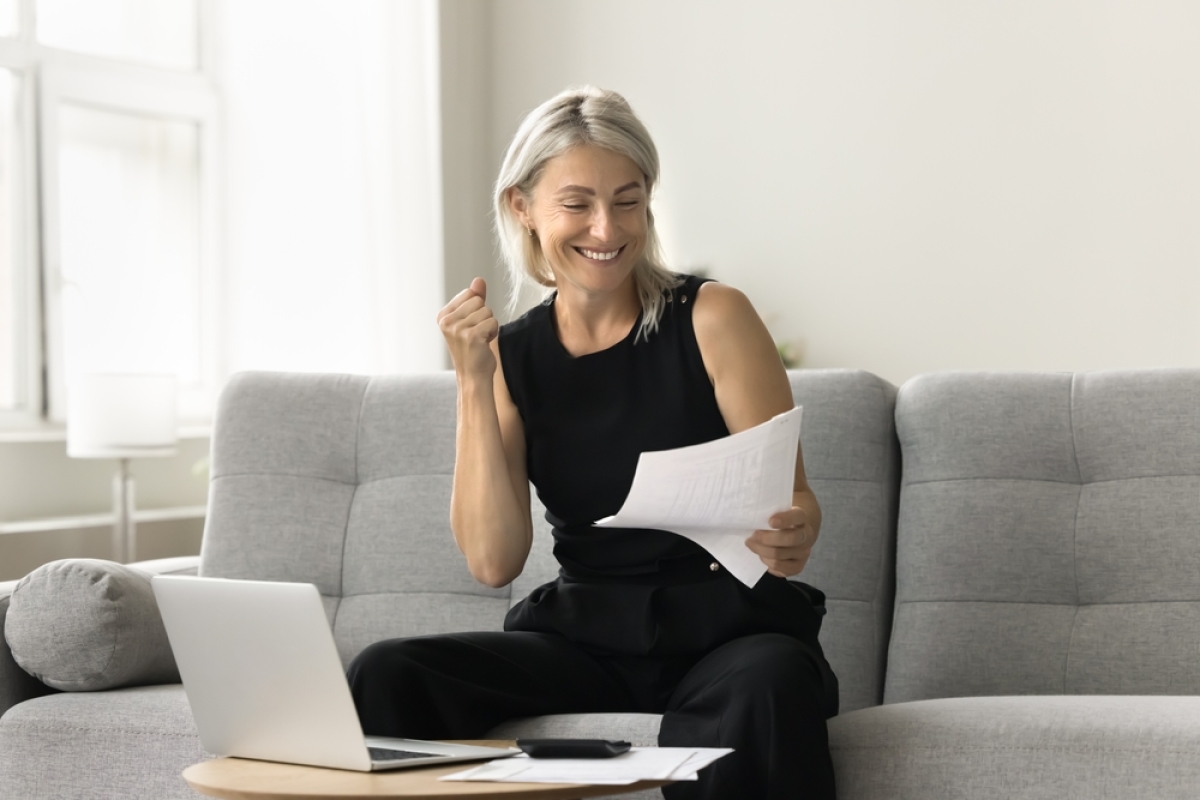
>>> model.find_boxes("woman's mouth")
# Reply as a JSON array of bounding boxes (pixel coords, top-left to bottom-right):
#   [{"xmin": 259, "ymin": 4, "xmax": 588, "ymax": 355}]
[{"xmin": 574, "ymin": 245, "xmax": 624, "ymax": 262}]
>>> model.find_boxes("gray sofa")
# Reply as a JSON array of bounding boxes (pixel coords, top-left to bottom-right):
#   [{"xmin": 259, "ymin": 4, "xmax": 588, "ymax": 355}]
[{"xmin": 0, "ymin": 367, "xmax": 1196, "ymax": 799}]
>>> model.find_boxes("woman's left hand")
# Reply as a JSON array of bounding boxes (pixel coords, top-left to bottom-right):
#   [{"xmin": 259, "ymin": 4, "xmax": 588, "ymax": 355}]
[{"xmin": 745, "ymin": 507, "xmax": 816, "ymax": 578}]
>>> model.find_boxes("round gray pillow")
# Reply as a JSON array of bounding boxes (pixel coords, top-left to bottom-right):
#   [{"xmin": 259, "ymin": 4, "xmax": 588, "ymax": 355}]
[{"xmin": 5, "ymin": 559, "xmax": 180, "ymax": 691}]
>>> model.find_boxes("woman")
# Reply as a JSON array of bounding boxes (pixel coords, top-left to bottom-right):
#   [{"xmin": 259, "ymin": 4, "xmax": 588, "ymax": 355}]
[{"xmin": 349, "ymin": 86, "xmax": 838, "ymax": 800}]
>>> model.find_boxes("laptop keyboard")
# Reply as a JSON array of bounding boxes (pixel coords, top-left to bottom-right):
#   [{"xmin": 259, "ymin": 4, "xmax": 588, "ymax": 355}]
[{"xmin": 368, "ymin": 746, "xmax": 441, "ymax": 762}]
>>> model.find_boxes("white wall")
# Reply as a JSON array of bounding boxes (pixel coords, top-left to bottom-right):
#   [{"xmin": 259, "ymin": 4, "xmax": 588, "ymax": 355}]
[
  {"xmin": 484, "ymin": 0, "xmax": 1200, "ymax": 386},
  {"xmin": 9, "ymin": 2, "xmax": 1199, "ymax": 578},
  {"xmin": 440, "ymin": 0, "xmax": 502, "ymax": 316},
  {"xmin": 0, "ymin": 437, "xmax": 208, "ymax": 581}
]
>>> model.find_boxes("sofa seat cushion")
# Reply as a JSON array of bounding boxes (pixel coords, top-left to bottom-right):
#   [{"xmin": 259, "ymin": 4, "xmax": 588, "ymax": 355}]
[
  {"xmin": 829, "ymin": 695, "xmax": 1200, "ymax": 800},
  {"xmin": 487, "ymin": 712, "xmax": 663, "ymax": 747},
  {"xmin": 0, "ymin": 684, "xmax": 206, "ymax": 800}
]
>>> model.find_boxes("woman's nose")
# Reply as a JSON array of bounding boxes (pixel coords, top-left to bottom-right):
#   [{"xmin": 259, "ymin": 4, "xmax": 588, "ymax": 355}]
[{"xmin": 590, "ymin": 206, "xmax": 615, "ymax": 240}]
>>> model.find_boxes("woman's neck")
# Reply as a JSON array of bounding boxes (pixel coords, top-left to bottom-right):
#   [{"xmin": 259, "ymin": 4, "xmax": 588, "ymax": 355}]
[{"xmin": 552, "ymin": 279, "xmax": 640, "ymax": 357}]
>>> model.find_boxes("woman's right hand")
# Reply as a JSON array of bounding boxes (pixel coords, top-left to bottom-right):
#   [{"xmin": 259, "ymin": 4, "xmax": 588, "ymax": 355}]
[{"xmin": 437, "ymin": 277, "xmax": 499, "ymax": 378}]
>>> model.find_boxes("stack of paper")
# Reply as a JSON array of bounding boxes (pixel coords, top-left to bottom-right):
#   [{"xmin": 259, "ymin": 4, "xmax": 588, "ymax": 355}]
[
  {"xmin": 595, "ymin": 406, "xmax": 803, "ymax": 587},
  {"xmin": 440, "ymin": 747, "xmax": 733, "ymax": 785}
]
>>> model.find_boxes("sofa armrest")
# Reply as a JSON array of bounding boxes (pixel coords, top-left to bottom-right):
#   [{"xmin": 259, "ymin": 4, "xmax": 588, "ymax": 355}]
[
  {"xmin": 0, "ymin": 593, "xmax": 57, "ymax": 719},
  {"xmin": 0, "ymin": 555, "xmax": 198, "ymax": 717},
  {"xmin": 127, "ymin": 555, "xmax": 200, "ymax": 577}
]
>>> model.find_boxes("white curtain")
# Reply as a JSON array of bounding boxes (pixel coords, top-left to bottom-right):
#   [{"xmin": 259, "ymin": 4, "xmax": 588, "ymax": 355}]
[{"xmin": 220, "ymin": 0, "xmax": 445, "ymax": 376}]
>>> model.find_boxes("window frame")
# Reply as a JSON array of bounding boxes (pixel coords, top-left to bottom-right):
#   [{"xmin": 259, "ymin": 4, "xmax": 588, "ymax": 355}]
[
  {"xmin": 0, "ymin": 0, "xmax": 221, "ymax": 428},
  {"xmin": 0, "ymin": 45, "xmax": 43, "ymax": 425}
]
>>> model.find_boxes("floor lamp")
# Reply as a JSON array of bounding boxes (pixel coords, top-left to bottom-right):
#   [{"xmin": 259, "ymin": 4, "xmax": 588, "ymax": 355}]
[{"xmin": 67, "ymin": 374, "xmax": 178, "ymax": 564}]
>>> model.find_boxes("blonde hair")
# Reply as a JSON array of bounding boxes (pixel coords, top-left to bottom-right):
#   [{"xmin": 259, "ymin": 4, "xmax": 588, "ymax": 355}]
[{"xmin": 493, "ymin": 86, "xmax": 681, "ymax": 342}]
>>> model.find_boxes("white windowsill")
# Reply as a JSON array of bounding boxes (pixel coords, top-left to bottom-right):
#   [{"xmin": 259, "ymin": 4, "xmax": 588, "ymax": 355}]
[
  {"xmin": 0, "ymin": 505, "xmax": 207, "ymax": 536},
  {"xmin": 0, "ymin": 423, "xmax": 212, "ymax": 444}
]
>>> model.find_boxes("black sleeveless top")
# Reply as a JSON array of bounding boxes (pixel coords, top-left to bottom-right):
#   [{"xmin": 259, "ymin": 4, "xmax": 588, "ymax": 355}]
[
  {"xmin": 497, "ymin": 275, "xmax": 828, "ymax": 660},
  {"xmin": 498, "ymin": 274, "xmax": 727, "ymax": 577}
]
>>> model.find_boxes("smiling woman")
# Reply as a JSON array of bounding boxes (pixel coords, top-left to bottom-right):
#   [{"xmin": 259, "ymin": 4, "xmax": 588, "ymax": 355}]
[
  {"xmin": 493, "ymin": 87, "xmax": 680, "ymax": 343},
  {"xmin": 354, "ymin": 87, "xmax": 838, "ymax": 800},
  {"xmin": 506, "ymin": 145, "xmax": 651, "ymax": 356}
]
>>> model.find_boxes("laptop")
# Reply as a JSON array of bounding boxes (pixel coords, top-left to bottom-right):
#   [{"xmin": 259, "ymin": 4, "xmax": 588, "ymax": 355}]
[{"xmin": 152, "ymin": 575, "xmax": 517, "ymax": 772}]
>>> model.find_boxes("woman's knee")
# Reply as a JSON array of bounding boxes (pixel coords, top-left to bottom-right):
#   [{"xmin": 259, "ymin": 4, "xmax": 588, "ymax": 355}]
[
  {"xmin": 347, "ymin": 636, "xmax": 447, "ymax": 696},
  {"xmin": 348, "ymin": 638, "xmax": 406, "ymax": 681},
  {"xmin": 733, "ymin": 634, "xmax": 837, "ymax": 717},
  {"xmin": 668, "ymin": 633, "xmax": 836, "ymax": 718},
  {"xmin": 347, "ymin": 636, "xmax": 464, "ymax": 736}
]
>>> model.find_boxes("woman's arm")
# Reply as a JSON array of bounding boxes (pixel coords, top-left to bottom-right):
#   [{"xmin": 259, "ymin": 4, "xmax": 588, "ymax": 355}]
[
  {"xmin": 692, "ymin": 282, "xmax": 821, "ymax": 578},
  {"xmin": 437, "ymin": 279, "xmax": 533, "ymax": 588}
]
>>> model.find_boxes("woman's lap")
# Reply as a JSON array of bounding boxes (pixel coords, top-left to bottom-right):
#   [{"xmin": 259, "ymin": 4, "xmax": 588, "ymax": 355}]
[
  {"xmin": 347, "ymin": 630, "xmax": 634, "ymax": 738},
  {"xmin": 348, "ymin": 629, "xmax": 837, "ymax": 799}
]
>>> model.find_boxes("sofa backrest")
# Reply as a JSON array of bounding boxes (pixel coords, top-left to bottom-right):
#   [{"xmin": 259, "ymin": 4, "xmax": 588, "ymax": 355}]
[
  {"xmin": 201, "ymin": 369, "xmax": 899, "ymax": 713},
  {"xmin": 786, "ymin": 370, "xmax": 899, "ymax": 712},
  {"xmin": 885, "ymin": 369, "xmax": 1200, "ymax": 704}
]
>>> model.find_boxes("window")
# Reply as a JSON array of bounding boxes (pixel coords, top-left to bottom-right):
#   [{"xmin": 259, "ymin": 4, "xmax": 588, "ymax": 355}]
[
  {"xmin": 0, "ymin": 63, "xmax": 36, "ymax": 420},
  {"xmin": 56, "ymin": 105, "xmax": 202, "ymax": 384},
  {"xmin": 36, "ymin": 0, "xmax": 197, "ymax": 69},
  {"xmin": 0, "ymin": 0, "xmax": 218, "ymax": 424},
  {"xmin": 0, "ymin": 1, "xmax": 14, "ymax": 38},
  {"xmin": 3, "ymin": 0, "xmax": 445, "ymax": 431},
  {"xmin": 0, "ymin": 70, "xmax": 18, "ymax": 409}
]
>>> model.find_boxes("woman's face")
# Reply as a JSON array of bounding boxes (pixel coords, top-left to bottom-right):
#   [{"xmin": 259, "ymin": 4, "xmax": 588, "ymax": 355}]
[{"xmin": 511, "ymin": 144, "xmax": 648, "ymax": 299}]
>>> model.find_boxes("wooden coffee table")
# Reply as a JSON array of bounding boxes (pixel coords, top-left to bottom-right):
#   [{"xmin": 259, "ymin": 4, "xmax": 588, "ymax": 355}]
[{"xmin": 182, "ymin": 740, "xmax": 670, "ymax": 800}]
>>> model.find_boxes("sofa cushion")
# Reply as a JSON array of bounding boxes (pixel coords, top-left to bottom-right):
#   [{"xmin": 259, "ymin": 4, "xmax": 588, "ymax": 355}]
[
  {"xmin": 201, "ymin": 372, "xmax": 510, "ymax": 668},
  {"xmin": 787, "ymin": 370, "xmax": 899, "ymax": 713},
  {"xmin": 0, "ymin": 684, "xmax": 205, "ymax": 800},
  {"xmin": 829, "ymin": 695, "xmax": 1200, "ymax": 800},
  {"xmin": 201, "ymin": 369, "xmax": 899, "ymax": 719},
  {"xmin": 1, "ymin": 594, "xmax": 57, "ymax": 717},
  {"xmin": 887, "ymin": 369, "xmax": 1200, "ymax": 703},
  {"xmin": 5, "ymin": 559, "xmax": 179, "ymax": 691}
]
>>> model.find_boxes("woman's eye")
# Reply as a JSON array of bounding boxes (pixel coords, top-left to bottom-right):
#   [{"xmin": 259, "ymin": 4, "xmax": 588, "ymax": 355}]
[
  {"xmin": 563, "ymin": 204, "xmax": 587, "ymax": 211},
  {"xmin": 617, "ymin": 201, "xmax": 640, "ymax": 208}
]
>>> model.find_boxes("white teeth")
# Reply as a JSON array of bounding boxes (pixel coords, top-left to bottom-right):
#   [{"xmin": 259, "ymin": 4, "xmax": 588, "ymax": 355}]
[{"xmin": 580, "ymin": 248, "xmax": 620, "ymax": 261}]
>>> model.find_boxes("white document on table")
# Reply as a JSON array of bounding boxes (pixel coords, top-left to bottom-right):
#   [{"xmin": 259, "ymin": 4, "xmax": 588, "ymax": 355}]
[
  {"xmin": 440, "ymin": 746, "xmax": 733, "ymax": 785},
  {"xmin": 594, "ymin": 406, "xmax": 802, "ymax": 588}
]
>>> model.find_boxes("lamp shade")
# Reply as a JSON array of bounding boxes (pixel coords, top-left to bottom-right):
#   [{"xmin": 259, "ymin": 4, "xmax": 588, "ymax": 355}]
[{"xmin": 67, "ymin": 373, "xmax": 179, "ymax": 458}]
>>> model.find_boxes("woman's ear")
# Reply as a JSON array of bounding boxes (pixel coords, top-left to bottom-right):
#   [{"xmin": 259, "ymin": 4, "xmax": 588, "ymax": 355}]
[{"xmin": 507, "ymin": 187, "xmax": 533, "ymax": 230}]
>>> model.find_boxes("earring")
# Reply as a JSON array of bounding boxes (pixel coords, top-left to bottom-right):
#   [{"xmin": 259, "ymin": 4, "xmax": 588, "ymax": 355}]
[{"xmin": 527, "ymin": 227, "xmax": 535, "ymax": 238}]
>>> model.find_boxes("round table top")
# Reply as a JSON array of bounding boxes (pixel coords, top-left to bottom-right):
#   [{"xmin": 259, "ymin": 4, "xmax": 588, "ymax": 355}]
[{"xmin": 182, "ymin": 741, "xmax": 670, "ymax": 800}]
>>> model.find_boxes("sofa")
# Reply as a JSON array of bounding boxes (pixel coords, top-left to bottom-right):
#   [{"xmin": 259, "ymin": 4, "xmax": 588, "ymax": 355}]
[{"xmin": 0, "ymin": 367, "xmax": 1196, "ymax": 799}]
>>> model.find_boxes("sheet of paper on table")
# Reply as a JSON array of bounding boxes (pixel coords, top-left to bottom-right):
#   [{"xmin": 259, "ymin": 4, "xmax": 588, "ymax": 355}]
[
  {"xmin": 440, "ymin": 747, "xmax": 733, "ymax": 785},
  {"xmin": 594, "ymin": 406, "xmax": 803, "ymax": 588}
]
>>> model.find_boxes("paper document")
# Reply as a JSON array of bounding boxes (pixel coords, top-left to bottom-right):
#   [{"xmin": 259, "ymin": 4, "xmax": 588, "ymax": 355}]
[
  {"xmin": 595, "ymin": 407, "xmax": 803, "ymax": 587},
  {"xmin": 440, "ymin": 747, "xmax": 733, "ymax": 785}
]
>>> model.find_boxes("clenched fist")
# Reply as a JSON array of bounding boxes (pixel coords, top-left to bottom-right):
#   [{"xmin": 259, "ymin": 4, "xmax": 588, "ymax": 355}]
[{"xmin": 437, "ymin": 277, "xmax": 500, "ymax": 378}]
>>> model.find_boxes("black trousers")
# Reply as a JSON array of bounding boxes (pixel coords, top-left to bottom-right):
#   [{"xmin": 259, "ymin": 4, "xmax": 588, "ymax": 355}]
[{"xmin": 347, "ymin": 630, "xmax": 837, "ymax": 800}]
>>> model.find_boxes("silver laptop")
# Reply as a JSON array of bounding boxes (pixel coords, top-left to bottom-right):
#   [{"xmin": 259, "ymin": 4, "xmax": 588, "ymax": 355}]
[{"xmin": 152, "ymin": 575, "xmax": 516, "ymax": 771}]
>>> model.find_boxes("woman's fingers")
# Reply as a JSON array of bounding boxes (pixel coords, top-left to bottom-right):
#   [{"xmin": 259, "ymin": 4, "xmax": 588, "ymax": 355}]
[
  {"xmin": 745, "ymin": 512, "xmax": 816, "ymax": 577},
  {"xmin": 438, "ymin": 279, "xmax": 499, "ymax": 375},
  {"xmin": 745, "ymin": 533, "xmax": 811, "ymax": 577},
  {"xmin": 438, "ymin": 286, "xmax": 484, "ymax": 324},
  {"xmin": 461, "ymin": 307, "xmax": 499, "ymax": 343},
  {"xmin": 767, "ymin": 507, "xmax": 807, "ymax": 531}
]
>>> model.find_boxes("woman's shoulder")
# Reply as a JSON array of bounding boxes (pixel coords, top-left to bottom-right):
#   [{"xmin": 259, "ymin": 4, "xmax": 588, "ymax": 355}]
[
  {"xmin": 691, "ymin": 279, "xmax": 760, "ymax": 332},
  {"xmin": 499, "ymin": 295, "xmax": 553, "ymax": 339}
]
